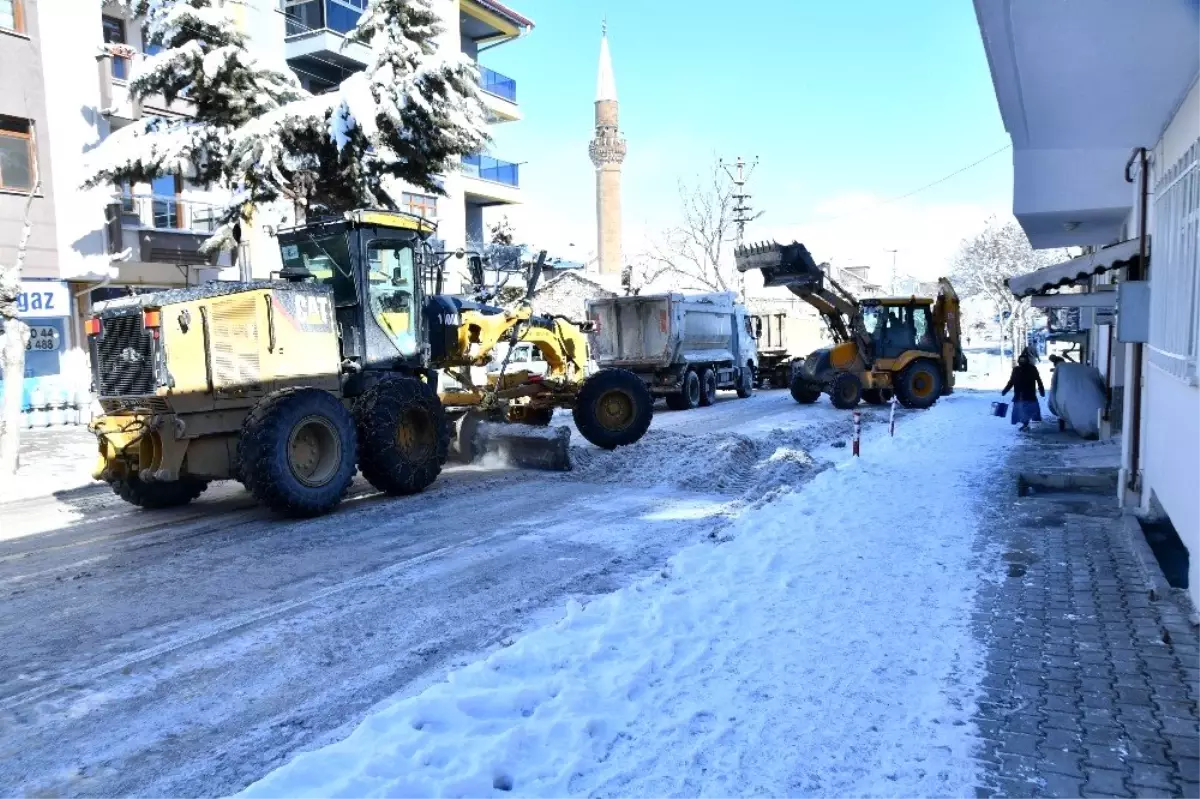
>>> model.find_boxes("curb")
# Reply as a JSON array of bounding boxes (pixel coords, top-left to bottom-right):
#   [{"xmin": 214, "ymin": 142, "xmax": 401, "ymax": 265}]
[{"xmin": 1119, "ymin": 513, "xmax": 1174, "ymax": 603}]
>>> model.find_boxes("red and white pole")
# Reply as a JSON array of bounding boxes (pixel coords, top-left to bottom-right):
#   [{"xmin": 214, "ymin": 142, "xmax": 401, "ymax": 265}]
[
  {"xmin": 852, "ymin": 409, "xmax": 861, "ymax": 457},
  {"xmin": 889, "ymin": 394, "xmax": 898, "ymax": 437}
]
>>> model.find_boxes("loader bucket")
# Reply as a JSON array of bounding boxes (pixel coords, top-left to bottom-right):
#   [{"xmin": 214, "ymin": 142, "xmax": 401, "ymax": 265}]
[
  {"xmin": 455, "ymin": 416, "xmax": 573, "ymax": 471},
  {"xmin": 734, "ymin": 241, "xmax": 825, "ymax": 289}
]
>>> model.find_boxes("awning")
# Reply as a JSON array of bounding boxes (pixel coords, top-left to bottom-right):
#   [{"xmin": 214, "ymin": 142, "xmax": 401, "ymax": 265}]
[{"xmin": 1007, "ymin": 238, "xmax": 1146, "ymax": 298}]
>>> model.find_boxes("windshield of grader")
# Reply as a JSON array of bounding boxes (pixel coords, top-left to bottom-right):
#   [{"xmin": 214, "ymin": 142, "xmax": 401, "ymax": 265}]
[{"xmin": 279, "ymin": 232, "xmax": 421, "ymax": 359}]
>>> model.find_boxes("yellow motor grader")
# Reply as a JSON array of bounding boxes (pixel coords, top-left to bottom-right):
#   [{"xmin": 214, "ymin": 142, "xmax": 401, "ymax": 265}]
[{"xmin": 86, "ymin": 210, "xmax": 652, "ymax": 517}]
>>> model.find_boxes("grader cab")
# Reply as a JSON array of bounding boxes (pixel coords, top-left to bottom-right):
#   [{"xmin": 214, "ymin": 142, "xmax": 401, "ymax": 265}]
[{"xmin": 86, "ymin": 210, "xmax": 652, "ymax": 517}]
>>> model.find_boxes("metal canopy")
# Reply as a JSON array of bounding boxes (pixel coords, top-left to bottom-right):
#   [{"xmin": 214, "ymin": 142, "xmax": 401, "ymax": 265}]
[{"xmin": 1007, "ymin": 238, "xmax": 1145, "ymax": 298}]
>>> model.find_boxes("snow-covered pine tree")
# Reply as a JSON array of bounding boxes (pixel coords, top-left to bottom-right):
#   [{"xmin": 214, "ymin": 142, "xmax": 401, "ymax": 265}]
[
  {"xmin": 227, "ymin": 0, "xmax": 490, "ymax": 222},
  {"xmin": 85, "ymin": 0, "xmax": 304, "ymax": 193}
]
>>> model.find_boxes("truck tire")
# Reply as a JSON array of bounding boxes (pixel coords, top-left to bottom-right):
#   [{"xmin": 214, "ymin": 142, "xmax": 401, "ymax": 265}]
[
  {"xmin": 238, "ymin": 387, "xmax": 358, "ymax": 517},
  {"xmin": 830, "ymin": 372, "xmax": 863, "ymax": 409},
  {"xmin": 111, "ymin": 473, "xmax": 208, "ymax": 509},
  {"xmin": 736, "ymin": 365, "xmax": 754, "ymax": 398},
  {"xmin": 894, "ymin": 360, "xmax": 943, "ymax": 410},
  {"xmin": 862, "ymin": 388, "xmax": 893, "ymax": 405},
  {"xmin": 698, "ymin": 368, "xmax": 718, "ymax": 406},
  {"xmin": 355, "ymin": 377, "xmax": 449, "ymax": 496},
  {"xmin": 790, "ymin": 372, "xmax": 821, "ymax": 404},
  {"xmin": 573, "ymin": 368, "xmax": 653, "ymax": 450},
  {"xmin": 666, "ymin": 370, "xmax": 701, "ymax": 411}
]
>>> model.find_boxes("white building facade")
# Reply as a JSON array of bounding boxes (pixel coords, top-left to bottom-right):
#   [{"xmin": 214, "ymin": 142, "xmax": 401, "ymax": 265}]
[
  {"xmin": 975, "ymin": 0, "xmax": 1200, "ymax": 604},
  {"xmin": 20, "ymin": 0, "xmax": 530, "ymax": 396}
]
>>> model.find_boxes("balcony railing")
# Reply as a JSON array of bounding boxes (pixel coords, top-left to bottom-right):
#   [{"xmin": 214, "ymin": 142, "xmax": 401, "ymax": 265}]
[
  {"xmin": 478, "ymin": 66, "xmax": 516, "ymax": 102},
  {"xmin": 117, "ymin": 193, "xmax": 221, "ymax": 233},
  {"xmin": 282, "ymin": 0, "xmax": 367, "ymax": 37},
  {"xmin": 462, "ymin": 155, "xmax": 519, "ymax": 187}
]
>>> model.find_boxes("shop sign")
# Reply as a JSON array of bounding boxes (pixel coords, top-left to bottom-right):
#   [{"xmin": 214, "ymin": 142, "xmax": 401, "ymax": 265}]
[{"xmin": 16, "ymin": 281, "xmax": 71, "ymax": 319}]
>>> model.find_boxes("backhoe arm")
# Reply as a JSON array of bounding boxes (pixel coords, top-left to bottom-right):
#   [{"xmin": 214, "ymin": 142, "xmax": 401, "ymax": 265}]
[{"xmin": 735, "ymin": 241, "xmax": 859, "ymax": 344}]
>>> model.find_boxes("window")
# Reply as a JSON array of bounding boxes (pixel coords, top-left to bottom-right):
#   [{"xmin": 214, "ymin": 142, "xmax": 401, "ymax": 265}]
[
  {"xmin": 151, "ymin": 174, "xmax": 182, "ymax": 228},
  {"xmin": 366, "ymin": 240, "xmax": 418, "ymax": 356},
  {"xmin": 102, "ymin": 16, "xmax": 130, "ymax": 79},
  {"xmin": 401, "ymin": 192, "xmax": 437, "ymax": 220},
  {"xmin": 1, "ymin": 0, "xmax": 24, "ymax": 33},
  {"xmin": 1149, "ymin": 138, "xmax": 1200, "ymax": 381},
  {"xmin": 0, "ymin": 116, "xmax": 34, "ymax": 190}
]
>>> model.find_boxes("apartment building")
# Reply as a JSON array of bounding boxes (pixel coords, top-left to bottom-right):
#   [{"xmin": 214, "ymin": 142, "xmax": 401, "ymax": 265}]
[
  {"xmin": 3, "ymin": 0, "xmax": 531, "ymax": 400},
  {"xmin": 974, "ymin": 0, "xmax": 1200, "ymax": 605}
]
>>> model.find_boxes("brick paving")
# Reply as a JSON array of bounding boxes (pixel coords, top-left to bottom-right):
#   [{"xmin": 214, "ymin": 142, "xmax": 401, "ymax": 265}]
[{"xmin": 972, "ymin": 435, "xmax": 1200, "ymax": 798}]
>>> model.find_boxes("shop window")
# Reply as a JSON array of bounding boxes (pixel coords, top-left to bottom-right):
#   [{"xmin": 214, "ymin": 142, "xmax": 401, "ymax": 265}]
[{"xmin": 0, "ymin": 116, "xmax": 34, "ymax": 190}]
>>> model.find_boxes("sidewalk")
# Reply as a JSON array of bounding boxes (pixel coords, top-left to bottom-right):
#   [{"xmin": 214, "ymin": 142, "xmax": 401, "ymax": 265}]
[
  {"xmin": 0, "ymin": 426, "xmax": 99, "ymax": 503},
  {"xmin": 972, "ymin": 426, "xmax": 1199, "ymax": 798}
]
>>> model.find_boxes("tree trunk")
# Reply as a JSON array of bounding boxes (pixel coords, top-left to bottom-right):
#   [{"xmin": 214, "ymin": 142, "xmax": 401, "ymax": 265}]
[{"xmin": 0, "ymin": 168, "xmax": 40, "ymax": 475}]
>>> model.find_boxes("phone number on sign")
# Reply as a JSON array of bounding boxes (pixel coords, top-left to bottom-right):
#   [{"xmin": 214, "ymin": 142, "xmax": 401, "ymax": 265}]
[{"xmin": 25, "ymin": 326, "xmax": 60, "ymax": 352}]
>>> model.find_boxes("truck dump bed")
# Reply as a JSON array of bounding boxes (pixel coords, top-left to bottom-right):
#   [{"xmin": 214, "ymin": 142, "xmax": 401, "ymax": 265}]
[{"xmin": 588, "ymin": 292, "xmax": 741, "ymax": 370}]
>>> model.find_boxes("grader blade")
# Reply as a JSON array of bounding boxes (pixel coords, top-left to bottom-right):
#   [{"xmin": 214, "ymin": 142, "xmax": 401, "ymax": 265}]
[{"xmin": 456, "ymin": 418, "xmax": 573, "ymax": 471}]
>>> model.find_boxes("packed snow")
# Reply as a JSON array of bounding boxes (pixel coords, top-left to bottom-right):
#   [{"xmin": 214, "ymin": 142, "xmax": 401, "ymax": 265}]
[{"xmin": 237, "ymin": 390, "xmax": 1014, "ymax": 799}]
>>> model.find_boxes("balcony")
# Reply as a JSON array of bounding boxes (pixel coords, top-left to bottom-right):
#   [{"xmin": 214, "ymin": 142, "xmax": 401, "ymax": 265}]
[
  {"xmin": 105, "ymin": 194, "xmax": 231, "ymax": 268},
  {"xmin": 461, "ymin": 155, "xmax": 521, "ymax": 205},
  {"xmin": 96, "ymin": 44, "xmax": 196, "ymax": 122},
  {"xmin": 281, "ymin": 0, "xmax": 372, "ymax": 72},
  {"xmin": 476, "ymin": 65, "xmax": 521, "ymax": 122}
]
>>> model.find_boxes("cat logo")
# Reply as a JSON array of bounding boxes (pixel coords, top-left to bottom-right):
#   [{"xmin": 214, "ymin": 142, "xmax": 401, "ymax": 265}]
[{"xmin": 119, "ymin": 347, "xmax": 145, "ymax": 364}]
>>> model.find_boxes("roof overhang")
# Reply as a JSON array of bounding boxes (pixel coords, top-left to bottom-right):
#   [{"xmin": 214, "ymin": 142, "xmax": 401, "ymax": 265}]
[
  {"xmin": 973, "ymin": 0, "xmax": 1200, "ymax": 248},
  {"xmin": 1007, "ymin": 238, "xmax": 1144, "ymax": 298},
  {"xmin": 460, "ymin": 0, "xmax": 534, "ymax": 45}
]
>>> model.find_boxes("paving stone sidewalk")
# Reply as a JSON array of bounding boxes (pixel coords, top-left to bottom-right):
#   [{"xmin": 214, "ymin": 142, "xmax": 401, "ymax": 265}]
[{"xmin": 972, "ymin": 432, "xmax": 1199, "ymax": 798}]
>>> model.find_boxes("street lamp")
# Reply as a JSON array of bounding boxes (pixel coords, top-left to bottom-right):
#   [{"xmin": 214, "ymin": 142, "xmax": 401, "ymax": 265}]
[{"xmin": 883, "ymin": 249, "xmax": 899, "ymax": 294}]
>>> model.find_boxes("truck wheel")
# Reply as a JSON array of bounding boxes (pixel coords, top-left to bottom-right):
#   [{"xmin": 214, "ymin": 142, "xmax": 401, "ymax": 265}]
[
  {"xmin": 666, "ymin": 370, "xmax": 701, "ymax": 411},
  {"xmin": 790, "ymin": 372, "xmax": 821, "ymax": 404},
  {"xmin": 573, "ymin": 368, "xmax": 653, "ymax": 450},
  {"xmin": 111, "ymin": 474, "xmax": 208, "ymax": 510},
  {"xmin": 238, "ymin": 387, "xmax": 357, "ymax": 517},
  {"xmin": 894, "ymin": 361, "xmax": 943, "ymax": 410},
  {"xmin": 355, "ymin": 377, "xmax": 449, "ymax": 496},
  {"xmin": 698, "ymin": 368, "xmax": 718, "ymax": 406},
  {"xmin": 862, "ymin": 388, "xmax": 894, "ymax": 405},
  {"xmin": 830, "ymin": 372, "xmax": 863, "ymax": 409},
  {"xmin": 736, "ymin": 365, "xmax": 754, "ymax": 399}
]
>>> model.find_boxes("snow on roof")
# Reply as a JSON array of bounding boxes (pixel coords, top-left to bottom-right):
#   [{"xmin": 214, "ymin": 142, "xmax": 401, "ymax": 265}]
[{"xmin": 596, "ymin": 32, "xmax": 617, "ymax": 102}]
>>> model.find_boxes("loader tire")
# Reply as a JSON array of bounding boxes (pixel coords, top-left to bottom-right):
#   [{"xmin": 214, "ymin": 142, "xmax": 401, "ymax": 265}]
[
  {"xmin": 573, "ymin": 368, "xmax": 653, "ymax": 450},
  {"xmin": 112, "ymin": 474, "xmax": 208, "ymax": 510},
  {"xmin": 790, "ymin": 373, "xmax": 821, "ymax": 404},
  {"xmin": 736, "ymin": 365, "xmax": 754, "ymax": 399},
  {"xmin": 894, "ymin": 360, "xmax": 943, "ymax": 410},
  {"xmin": 862, "ymin": 388, "xmax": 893, "ymax": 406},
  {"xmin": 355, "ymin": 377, "xmax": 449, "ymax": 496},
  {"xmin": 238, "ymin": 387, "xmax": 357, "ymax": 517},
  {"xmin": 830, "ymin": 372, "xmax": 863, "ymax": 409},
  {"xmin": 698, "ymin": 368, "xmax": 718, "ymax": 406}
]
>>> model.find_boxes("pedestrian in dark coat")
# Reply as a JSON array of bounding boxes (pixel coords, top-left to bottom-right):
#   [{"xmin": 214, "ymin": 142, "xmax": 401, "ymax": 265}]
[{"xmin": 1001, "ymin": 352, "xmax": 1045, "ymax": 430}]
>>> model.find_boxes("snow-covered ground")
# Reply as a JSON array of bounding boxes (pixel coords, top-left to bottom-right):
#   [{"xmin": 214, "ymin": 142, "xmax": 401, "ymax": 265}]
[{"xmin": 237, "ymin": 386, "xmax": 1016, "ymax": 798}]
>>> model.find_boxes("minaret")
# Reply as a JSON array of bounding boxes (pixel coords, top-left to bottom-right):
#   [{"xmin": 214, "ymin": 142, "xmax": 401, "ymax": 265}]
[{"xmin": 588, "ymin": 22, "xmax": 626, "ymax": 276}]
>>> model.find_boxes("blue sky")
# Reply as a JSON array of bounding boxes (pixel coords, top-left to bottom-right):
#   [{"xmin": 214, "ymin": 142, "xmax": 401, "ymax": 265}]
[{"xmin": 483, "ymin": 0, "xmax": 1015, "ymax": 280}]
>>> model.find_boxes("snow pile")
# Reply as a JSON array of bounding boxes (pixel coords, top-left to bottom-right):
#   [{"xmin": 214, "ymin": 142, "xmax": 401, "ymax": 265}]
[
  {"xmin": 237, "ymin": 394, "xmax": 1007, "ymax": 799},
  {"xmin": 569, "ymin": 417, "xmax": 870, "ymax": 499}
]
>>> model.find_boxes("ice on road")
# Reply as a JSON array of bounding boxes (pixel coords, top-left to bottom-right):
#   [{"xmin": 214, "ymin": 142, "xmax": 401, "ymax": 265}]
[{"xmin": 240, "ymin": 391, "xmax": 1014, "ymax": 799}]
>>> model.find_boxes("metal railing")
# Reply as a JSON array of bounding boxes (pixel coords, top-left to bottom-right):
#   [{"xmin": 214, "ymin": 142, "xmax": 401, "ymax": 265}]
[
  {"xmin": 461, "ymin": 154, "xmax": 519, "ymax": 187},
  {"xmin": 117, "ymin": 193, "xmax": 221, "ymax": 233},
  {"xmin": 281, "ymin": 0, "xmax": 367, "ymax": 37},
  {"xmin": 478, "ymin": 66, "xmax": 516, "ymax": 102}
]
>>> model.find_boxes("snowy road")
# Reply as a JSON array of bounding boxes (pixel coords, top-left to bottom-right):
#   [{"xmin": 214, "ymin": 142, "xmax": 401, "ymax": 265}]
[{"xmin": 0, "ymin": 389, "xmax": 852, "ymax": 798}]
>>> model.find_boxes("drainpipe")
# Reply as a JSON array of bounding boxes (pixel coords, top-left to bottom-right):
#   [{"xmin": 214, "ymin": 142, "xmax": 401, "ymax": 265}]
[{"xmin": 1123, "ymin": 146, "xmax": 1150, "ymax": 494}]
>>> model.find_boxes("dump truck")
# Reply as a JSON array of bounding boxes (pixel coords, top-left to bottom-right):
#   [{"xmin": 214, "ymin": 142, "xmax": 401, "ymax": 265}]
[
  {"xmin": 736, "ymin": 241, "xmax": 967, "ymax": 409},
  {"xmin": 586, "ymin": 292, "xmax": 757, "ymax": 410},
  {"xmin": 85, "ymin": 210, "xmax": 653, "ymax": 517}
]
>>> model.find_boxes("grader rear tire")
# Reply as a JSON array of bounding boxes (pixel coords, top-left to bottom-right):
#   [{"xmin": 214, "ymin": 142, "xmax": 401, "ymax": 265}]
[
  {"xmin": 355, "ymin": 378, "xmax": 449, "ymax": 496},
  {"xmin": 573, "ymin": 368, "xmax": 653, "ymax": 450},
  {"xmin": 111, "ymin": 474, "xmax": 208, "ymax": 510},
  {"xmin": 238, "ymin": 388, "xmax": 358, "ymax": 517}
]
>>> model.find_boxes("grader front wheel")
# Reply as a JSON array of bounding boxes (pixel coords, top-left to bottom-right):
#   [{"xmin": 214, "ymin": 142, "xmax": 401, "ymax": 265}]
[
  {"xmin": 355, "ymin": 378, "xmax": 449, "ymax": 495},
  {"xmin": 572, "ymin": 368, "xmax": 653, "ymax": 450},
  {"xmin": 111, "ymin": 474, "xmax": 208, "ymax": 509}
]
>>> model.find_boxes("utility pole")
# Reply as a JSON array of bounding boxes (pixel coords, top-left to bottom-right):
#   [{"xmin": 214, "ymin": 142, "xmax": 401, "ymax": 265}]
[
  {"xmin": 720, "ymin": 155, "xmax": 759, "ymax": 299},
  {"xmin": 884, "ymin": 248, "xmax": 898, "ymax": 294}
]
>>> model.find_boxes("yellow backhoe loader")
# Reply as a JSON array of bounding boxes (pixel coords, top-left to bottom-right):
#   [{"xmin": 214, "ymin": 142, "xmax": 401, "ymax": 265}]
[
  {"xmin": 735, "ymin": 241, "xmax": 967, "ymax": 409},
  {"xmin": 86, "ymin": 210, "xmax": 652, "ymax": 517}
]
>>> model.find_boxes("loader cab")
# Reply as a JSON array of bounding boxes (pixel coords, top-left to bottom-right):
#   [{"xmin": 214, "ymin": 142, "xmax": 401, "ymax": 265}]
[
  {"xmin": 860, "ymin": 299, "xmax": 938, "ymax": 360},
  {"xmin": 277, "ymin": 210, "xmax": 438, "ymax": 373}
]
